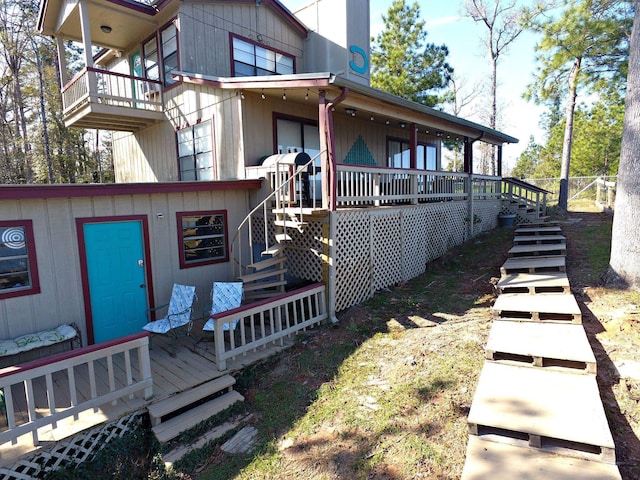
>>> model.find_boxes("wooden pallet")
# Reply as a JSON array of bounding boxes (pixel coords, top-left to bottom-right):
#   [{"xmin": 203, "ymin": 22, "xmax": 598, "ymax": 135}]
[
  {"xmin": 514, "ymin": 226, "xmax": 563, "ymax": 236},
  {"xmin": 508, "ymin": 243, "xmax": 566, "ymax": 257},
  {"xmin": 462, "ymin": 436, "xmax": 621, "ymax": 480},
  {"xmin": 492, "ymin": 293, "xmax": 581, "ymax": 324},
  {"xmin": 485, "ymin": 321, "xmax": 596, "ymax": 374},
  {"xmin": 468, "ymin": 363, "xmax": 616, "ymax": 464},
  {"xmin": 513, "ymin": 234, "xmax": 566, "ymax": 245},
  {"xmin": 516, "ymin": 220, "xmax": 560, "ymax": 228},
  {"xmin": 496, "ymin": 272, "xmax": 570, "ymax": 294},
  {"xmin": 500, "ymin": 256, "xmax": 566, "ymax": 275}
]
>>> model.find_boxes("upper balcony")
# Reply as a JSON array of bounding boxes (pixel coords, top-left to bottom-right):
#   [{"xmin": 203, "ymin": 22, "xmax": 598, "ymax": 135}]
[{"xmin": 62, "ymin": 68, "xmax": 166, "ymax": 131}]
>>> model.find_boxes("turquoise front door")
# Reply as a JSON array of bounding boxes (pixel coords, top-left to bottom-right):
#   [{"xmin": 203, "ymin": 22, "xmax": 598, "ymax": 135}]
[{"xmin": 83, "ymin": 221, "xmax": 148, "ymax": 344}]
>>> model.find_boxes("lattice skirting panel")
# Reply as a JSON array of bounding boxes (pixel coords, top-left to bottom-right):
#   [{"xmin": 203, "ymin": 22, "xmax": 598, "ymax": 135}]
[
  {"xmin": 333, "ymin": 202, "xmax": 469, "ymax": 312},
  {"xmin": 284, "ymin": 216, "xmax": 326, "ymax": 283},
  {"xmin": 473, "ymin": 200, "xmax": 501, "ymax": 235},
  {"xmin": 0, "ymin": 410, "xmax": 145, "ymax": 480}
]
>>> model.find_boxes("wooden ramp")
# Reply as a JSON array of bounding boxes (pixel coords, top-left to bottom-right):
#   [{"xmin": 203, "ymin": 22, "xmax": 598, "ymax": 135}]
[
  {"xmin": 492, "ymin": 293, "xmax": 581, "ymax": 323},
  {"xmin": 508, "ymin": 243, "xmax": 566, "ymax": 257},
  {"xmin": 496, "ymin": 272, "xmax": 570, "ymax": 294},
  {"xmin": 485, "ymin": 321, "xmax": 596, "ymax": 373},
  {"xmin": 515, "ymin": 226, "xmax": 563, "ymax": 236},
  {"xmin": 467, "ymin": 362, "xmax": 615, "ymax": 464},
  {"xmin": 513, "ymin": 234, "xmax": 566, "ymax": 245},
  {"xmin": 462, "ymin": 436, "xmax": 621, "ymax": 480},
  {"xmin": 500, "ymin": 255, "xmax": 566, "ymax": 275}
]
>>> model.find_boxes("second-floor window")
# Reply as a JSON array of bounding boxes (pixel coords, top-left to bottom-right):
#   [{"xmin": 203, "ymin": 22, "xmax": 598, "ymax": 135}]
[
  {"xmin": 232, "ymin": 36, "xmax": 294, "ymax": 77},
  {"xmin": 142, "ymin": 21, "xmax": 179, "ymax": 87},
  {"xmin": 178, "ymin": 120, "xmax": 214, "ymax": 181}
]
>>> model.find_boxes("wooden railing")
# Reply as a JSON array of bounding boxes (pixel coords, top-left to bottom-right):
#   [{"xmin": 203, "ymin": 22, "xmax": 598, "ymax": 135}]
[
  {"xmin": 335, "ymin": 165, "xmax": 469, "ymax": 207},
  {"xmin": 0, "ymin": 333, "xmax": 152, "ymax": 447},
  {"xmin": 61, "ymin": 67, "xmax": 163, "ymax": 114},
  {"xmin": 471, "ymin": 174, "xmax": 502, "ymax": 200},
  {"xmin": 208, "ymin": 283, "xmax": 327, "ymax": 370},
  {"xmin": 595, "ymin": 177, "xmax": 616, "ymax": 212},
  {"xmin": 502, "ymin": 177, "xmax": 549, "ymax": 217}
]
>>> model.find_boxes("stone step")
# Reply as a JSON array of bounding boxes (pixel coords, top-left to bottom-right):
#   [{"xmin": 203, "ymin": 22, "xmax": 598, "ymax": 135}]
[
  {"xmin": 461, "ymin": 436, "xmax": 621, "ymax": 480},
  {"xmin": 513, "ymin": 234, "xmax": 566, "ymax": 245},
  {"xmin": 508, "ymin": 243, "xmax": 566, "ymax": 257},
  {"xmin": 514, "ymin": 226, "xmax": 563, "ymax": 236},
  {"xmin": 468, "ymin": 362, "xmax": 615, "ymax": 464},
  {"xmin": 148, "ymin": 375, "xmax": 236, "ymax": 426},
  {"xmin": 485, "ymin": 321, "xmax": 596, "ymax": 374},
  {"xmin": 496, "ymin": 272, "xmax": 570, "ymax": 294},
  {"xmin": 492, "ymin": 293, "xmax": 581, "ymax": 324},
  {"xmin": 500, "ymin": 256, "xmax": 566, "ymax": 275},
  {"xmin": 152, "ymin": 390, "xmax": 244, "ymax": 443}
]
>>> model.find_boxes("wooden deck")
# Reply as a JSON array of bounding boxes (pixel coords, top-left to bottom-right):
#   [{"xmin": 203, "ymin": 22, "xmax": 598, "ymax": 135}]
[{"xmin": 0, "ymin": 317, "xmax": 292, "ymax": 467}]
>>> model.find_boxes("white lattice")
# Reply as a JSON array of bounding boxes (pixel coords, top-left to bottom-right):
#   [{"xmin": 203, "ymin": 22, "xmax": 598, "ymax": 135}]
[
  {"xmin": 0, "ymin": 411, "xmax": 145, "ymax": 480},
  {"xmin": 372, "ymin": 211, "xmax": 403, "ymax": 290},
  {"xmin": 334, "ymin": 210, "xmax": 374, "ymax": 311},
  {"xmin": 284, "ymin": 217, "xmax": 325, "ymax": 283},
  {"xmin": 473, "ymin": 200, "xmax": 501, "ymax": 235}
]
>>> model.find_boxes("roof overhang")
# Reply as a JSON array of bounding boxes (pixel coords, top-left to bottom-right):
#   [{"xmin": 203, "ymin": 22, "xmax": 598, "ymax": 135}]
[{"xmin": 175, "ymin": 71, "xmax": 519, "ymax": 146}]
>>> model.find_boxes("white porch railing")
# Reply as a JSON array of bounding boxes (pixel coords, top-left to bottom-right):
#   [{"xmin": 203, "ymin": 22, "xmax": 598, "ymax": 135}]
[
  {"xmin": 335, "ymin": 165, "xmax": 469, "ymax": 207},
  {"xmin": 61, "ymin": 67, "xmax": 163, "ymax": 114},
  {"xmin": 209, "ymin": 283, "xmax": 327, "ymax": 370},
  {"xmin": 471, "ymin": 174, "xmax": 502, "ymax": 200},
  {"xmin": 502, "ymin": 177, "xmax": 548, "ymax": 217},
  {"xmin": 0, "ymin": 333, "xmax": 152, "ymax": 448}
]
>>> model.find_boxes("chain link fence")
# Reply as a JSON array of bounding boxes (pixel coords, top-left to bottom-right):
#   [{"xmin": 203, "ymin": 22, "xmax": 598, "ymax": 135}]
[{"xmin": 521, "ymin": 176, "xmax": 617, "ymax": 210}]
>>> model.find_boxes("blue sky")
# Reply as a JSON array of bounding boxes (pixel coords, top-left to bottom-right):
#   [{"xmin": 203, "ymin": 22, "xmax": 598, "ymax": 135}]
[{"xmin": 283, "ymin": 0, "xmax": 547, "ymax": 171}]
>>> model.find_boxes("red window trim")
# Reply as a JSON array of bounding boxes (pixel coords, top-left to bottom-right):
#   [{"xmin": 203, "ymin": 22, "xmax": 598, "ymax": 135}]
[
  {"xmin": 176, "ymin": 210, "xmax": 230, "ymax": 269},
  {"xmin": 0, "ymin": 219, "xmax": 41, "ymax": 300}
]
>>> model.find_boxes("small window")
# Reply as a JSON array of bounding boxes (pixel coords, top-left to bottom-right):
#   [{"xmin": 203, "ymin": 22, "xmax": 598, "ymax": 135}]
[
  {"xmin": 177, "ymin": 211, "xmax": 229, "ymax": 268},
  {"xmin": 161, "ymin": 23, "xmax": 178, "ymax": 86},
  {"xmin": 0, "ymin": 220, "xmax": 40, "ymax": 299},
  {"xmin": 232, "ymin": 36, "xmax": 294, "ymax": 76},
  {"xmin": 143, "ymin": 36, "xmax": 159, "ymax": 81},
  {"xmin": 178, "ymin": 120, "xmax": 214, "ymax": 181}
]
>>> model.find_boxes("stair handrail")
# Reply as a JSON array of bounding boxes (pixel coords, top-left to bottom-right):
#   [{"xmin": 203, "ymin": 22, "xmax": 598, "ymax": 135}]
[{"xmin": 231, "ymin": 150, "xmax": 326, "ymax": 279}]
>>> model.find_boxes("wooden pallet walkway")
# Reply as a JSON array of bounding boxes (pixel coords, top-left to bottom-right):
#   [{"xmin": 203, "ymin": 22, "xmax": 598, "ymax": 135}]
[
  {"xmin": 513, "ymin": 234, "xmax": 566, "ymax": 245},
  {"xmin": 467, "ymin": 363, "xmax": 615, "ymax": 464},
  {"xmin": 462, "ymin": 436, "xmax": 621, "ymax": 480},
  {"xmin": 492, "ymin": 293, "xmax": 581, "ymax": 324},
  {"xmin": 508, "ymin": 243, "xmax": 566, "ymax": 257},
  {"xmin": 500, "ymin": 256, "xmax": 566, "ymax": 275},
  {"xmin": 496, "ymin": 272, "xmax": 570, "ymax": 294},
  {"xmin": 514, "ymin": 226, "xmax": 563, "ymax": 236},
  {"xmin": 485, "ymin": 321, "xmax": 596, "ymax": 374}
]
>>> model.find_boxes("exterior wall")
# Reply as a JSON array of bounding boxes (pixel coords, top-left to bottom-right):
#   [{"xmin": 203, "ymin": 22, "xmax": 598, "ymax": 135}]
[
  {"xmin": 0, "ymin": 186, "xmax": 252, "ymax": 345},
  {"xmin": 295, "ymin": 0, "xmax": 370, "ymax": 85},
  {"xmin": 179, "ymin": 2, "xmax": 305, "ymax": 78}
]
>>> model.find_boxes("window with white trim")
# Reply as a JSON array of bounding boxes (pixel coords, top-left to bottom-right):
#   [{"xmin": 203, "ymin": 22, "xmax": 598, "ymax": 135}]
[
  {"xmin": 0, "ymin": 220, "xmax": 40, "ymax": 299},
  {"xmin": 177, "ymin": 211, "xmax": 228, "ymax": 268},
  {"xmin": 232, "ymin": 36, "xmax": 294, "ymax": 76},
  {"xmin": 178, "ymin": 120, "xmax": 214, "ymax": 181}
]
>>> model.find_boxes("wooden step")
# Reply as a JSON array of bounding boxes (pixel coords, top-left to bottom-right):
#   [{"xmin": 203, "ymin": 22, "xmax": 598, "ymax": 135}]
[
  {"xmin": 262, "ymin": 245, "xmax": 283, "ymax": 256},
  {"xmin": 248, "ymin": 255, "xmax": 286, "ymax": 271},
  {"xmin": 148, "ymin": 375, "xmax": 236, "ymax": 426},
  {"xmin": 238, "ymin": 268, "xmax": 287, "ymax": 284},
  {"xmin": 517, "ymin": 220, "xmax": 560, "ymax": 228},
  {"xmin": 468, "ymin": 363, "xmax": 615, "ymax": 464},
  {"xmin": 514, "ymin": 226, "xmax": 562, "ymax": 236},
  {"xmin": 275, "ymin": 233, "xmax": 292, "ymax": 242},
  {"xmin": 513, "ymin": 234, "xmax": 566, "ymax": 245},
  {"xmin": 485, "ymin": 321, "xmax": 596, "ymax": 374},
  {"xmin": 501, "ymin": 256, "xmax": 566, "ymax": 275},
  {"xmin": 152, "ymin": 390, "xmax": 244, "ymax": 443},
  {"xmin": 242, "ymin": 279, "xmax": 287, "ymax": 292},
  {"xmin": 273, "ymin": 219, "xmax": 307, "ymax": 231},
  {"xmin": 496, "ymin": 272, "xmax": 570, "ymax": 294},
  {"xmin": 508, "ymin": 243, "xmax": 566, "ymax": 257},
  {"xmin": 462, "ymin": 436, "xmax": 622, "ymax": 480},
  {"xmin": 492, "ymin": 293, "xmax": 581, "ymax": 324}
]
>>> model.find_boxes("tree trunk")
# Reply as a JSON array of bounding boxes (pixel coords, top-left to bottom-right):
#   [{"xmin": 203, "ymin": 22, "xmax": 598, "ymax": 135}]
[
  {"xmin": 34, "ymin": 40, "xmax": 54, "ymax": 183},
  {"xmin": 490, "ymin": 53, "xmax": 497, "ymax": 176},
  {"xmin": 608, "ymin": 0, "xmax": 640, "ymax": 289},
  {"xmin": 558, "ymin": 57, "xmax": 581, "ymax": 210}
]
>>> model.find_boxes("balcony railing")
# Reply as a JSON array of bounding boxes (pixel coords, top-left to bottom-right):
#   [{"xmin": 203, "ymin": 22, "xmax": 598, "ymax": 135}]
[
  {"xmin": 62, "ymin": 67, "xmax": 163, "ymax": 115},
  {"xmin": 0, "ymin": 333, "xmax": 152, "ymax": 448},
  {"xmin": 336, "ymin": 165, "xmax": 469, "ymax": 207}
]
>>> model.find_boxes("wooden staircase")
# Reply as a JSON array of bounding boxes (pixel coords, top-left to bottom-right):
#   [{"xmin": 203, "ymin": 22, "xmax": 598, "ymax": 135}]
[
  {"xmin": 148, "ymin": 374, "xmax": 244, "ymax": 444},
  {"xmin": 501, "ymin": 177, "xmax": 551, "ymax": 224}
]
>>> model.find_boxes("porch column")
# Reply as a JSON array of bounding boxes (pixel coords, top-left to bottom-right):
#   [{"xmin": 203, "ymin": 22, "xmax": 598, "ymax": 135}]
[
  {"xmin": 318, "ymin": 90, "xmax": 331, "ymax": 211},
  {"xmin": 55, "ymin": 37, "xmax": 69, "ymax": 87},
  {"xmin": 78, "ymin": 0, "xmax": 97, "ymax": 94},
  {"xmin": 464, "ymin": 137, "xmax": 473, "ymax": 174},
  {"xmin": 497, "ymin": 145, "xmax": 503, "ymax": 177}
]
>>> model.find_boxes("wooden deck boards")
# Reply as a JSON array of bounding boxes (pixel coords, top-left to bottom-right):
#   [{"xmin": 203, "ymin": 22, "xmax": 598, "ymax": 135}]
[
  {"xmin": 485, "ymin": 321, "xmax": 596, "ymax": 373},
  {"xmin": 468, "ymin": 363, "xmax": 615, "ymax": 463},
  {"xmin": 508, "ymin": 243, "xmax": 566, "ymax": 257},
  {"xmin": 500, "ymin": 256, "xmax": 566, "ymax": 275},
  {"xmin": 513, "ymin": 234, "xmax": 566, "ymax": 245},
  {"xmin": 492, "ymin": 293, "xmax": 581, "ymax": 323},
  {"xmin": 514, "ymin": 226, "xmax": 563, "ymax": 236},
  {"xmin": 462, "ymin": 436, "xmax": 621, "ymax": 480}
]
